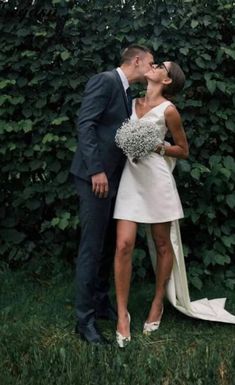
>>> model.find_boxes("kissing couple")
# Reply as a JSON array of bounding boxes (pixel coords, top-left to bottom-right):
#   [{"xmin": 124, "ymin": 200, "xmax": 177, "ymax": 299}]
[{"xmin": 70, "ymin": 44, "xmax": 235, "ymax": 347}]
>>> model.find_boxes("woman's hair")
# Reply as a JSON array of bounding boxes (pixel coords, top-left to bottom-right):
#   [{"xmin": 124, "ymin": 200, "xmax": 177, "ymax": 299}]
[
  {"xmin": 120, "ymin": 44, "xmax": 152, "ymax": 65},
  {"xmin": 163, "ymin": 62, "xmax": 185, "ymax": 98}
]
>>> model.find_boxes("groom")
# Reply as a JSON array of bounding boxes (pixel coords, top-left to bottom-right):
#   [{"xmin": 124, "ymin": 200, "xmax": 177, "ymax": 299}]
[{"xmin": 70, "ymin": 44, "xmax": 154, "ymax": 344}]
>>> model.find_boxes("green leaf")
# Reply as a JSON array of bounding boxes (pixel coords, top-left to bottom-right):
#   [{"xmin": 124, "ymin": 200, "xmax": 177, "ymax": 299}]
[
  {"xmin": 75, "ymin": 6, "xmax": 85, "ymax": 13},
  {"xmin": 0, "ymin": 80, "xmax": 16, "ymax": 89},
  {"xmin": 61, "ymin": 51, "xmax": 71, "ymax": 61},
  {"xmin": 65, "ymin": 138, "xmax": 77, "ymax": 152},
  {"xmin": 206, "ymin": 79, "xmax": 216, "ymax": 94},
  {"xmin": 194, "ymin": 136, "xmax": 205, "ymax": 147},
  {"xmin": 58, "ymin": 218, "xmax": 68, "ymax": 230},
  {"xmin": 56, "ymin": 171, "xmax": 69, "ymax": 184},
  {"xmin": 30, "ymin": 160, "xmax": 43, "ymax": 171},
  {"xmin": 35, "ymin": 31, "xmax": 47, "ymax": 37},
  {"xmin": 219, "ymin": 168, "xmax": 231, "ymax": 179},
  {"xmin": 191, "ymin": 20, "xmax": 199, "ymax": 28},
  {"xmin": 209, "ymin": 155, "xmax": 221, "ymax": 168},
  {"xmin": 223, "ymin": 156, "xmax": 235, "ymax": 170},
  {"xmin": 191, "ymin": 211, "xmax": 200, "ymax": 224},
  {"xmin": 191, "ymin": 276, "xmax": 202, "ymax": 290},
  {"xmin": 195, "ymin": 57, "xmax": 205, "ymax": 68},
  {"xmin": 203, "ymin": 252, "xmax": 213, "ymax": 266},
  {"xmin": 216, "ymin": 81, "xmax": 226, "ymax": 93},
  {"xmin": 225, "ymin": 279, "xmax": 235, "ymax": 290},
  {"xmin": 10, "ymin": 96, "xmax": 25, "ymax": 105},
  {"xmin": 21, "ymin": 119, "xmax": 33, "ymax": 133},
  {"xmin": 201, "ymin": 53, "xmax": 211, "ymax": 61},
  {"xmin": 57, "ymin": 213, "xmax": 71, "ymax": 230},
  {"xmin": 42, "ymin": 133, "xmax": 60, "ymax": 143},
  {"xmin": 179, "ymin": 47, "xmax": 189, "ymax": 55},
  {"xmin": 51, "ymin": 116, "xmax": 69, "ymax": 125},
  {"xmin": 178, "ymin": 160, "xmax": 191, "ymax": 172},
  {"xmin": 221, "ymin": 47, "xmax": 235, "ymax": 60},
  {"xmin": 51, "ymin": 217, "xmax": 60, "ymax": 226},
  {"xmin": 35, "ymin": 98, "xmax": 47, "ymax": 108},
  {"xmin": 0, "ymin": 95, "xmax": 10, "ymax": 106},
  {"xmin": 203, "ymin": 16, "xmax": 211, "ymax": 27},
  {"xmin": 225, "ymin": 120, "xmax": 235, "ymax": 132},
  {"xmin": 214, "ymin": 254, "xmax": 230, "ymax": 265},
  {"xmin": 191, "ymin": 169, "xmax": 200, "ymax": 180},
  {"xmin": 69, "ymin": 79, "xmax": 80, "ymax": 89},
  {"xmin": 226, "ymin": 194, "xmax": 235, "ymax": 209},
  {"xmin": 21, "ymin": 51, "xmax": 37, "ymax": 58},
  {"xmin": 221, "ymin": 236, "xmax": 235, "ymax": 248}
]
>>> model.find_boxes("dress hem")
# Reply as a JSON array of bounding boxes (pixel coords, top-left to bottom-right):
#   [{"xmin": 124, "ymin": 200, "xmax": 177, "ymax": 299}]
[{"xmin": 113, "ymin": 215, "xmax": 184, "ymax": 224}]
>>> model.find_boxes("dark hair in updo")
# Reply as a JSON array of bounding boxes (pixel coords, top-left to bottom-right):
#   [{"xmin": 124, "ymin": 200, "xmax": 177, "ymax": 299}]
[{"xmin": 163, "ymin": 62, "xmax": 185, "ymax": 98}]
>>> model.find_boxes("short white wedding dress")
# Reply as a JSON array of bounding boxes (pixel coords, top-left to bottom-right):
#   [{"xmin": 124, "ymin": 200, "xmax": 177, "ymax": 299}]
[{"xmin": 114, "ymin": 99, "xmax": 235, "ymax": 324}]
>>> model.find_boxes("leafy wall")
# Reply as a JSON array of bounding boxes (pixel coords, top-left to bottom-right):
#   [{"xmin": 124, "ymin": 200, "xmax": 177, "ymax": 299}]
[{"xmin": 0, "ymin": 0, "xmax": 234, "ymax": 289}]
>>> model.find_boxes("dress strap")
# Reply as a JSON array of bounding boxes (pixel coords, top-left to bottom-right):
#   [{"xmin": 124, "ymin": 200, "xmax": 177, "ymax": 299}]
[{"xmin": 158, "ymin": 100, "xmax": 174, "ymax": 114}]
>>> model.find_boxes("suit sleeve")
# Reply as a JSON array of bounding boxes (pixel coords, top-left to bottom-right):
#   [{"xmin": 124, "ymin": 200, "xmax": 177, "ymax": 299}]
[{"xmin": 76, "ymin": 73, "xmax": 112, "ymax": 176}]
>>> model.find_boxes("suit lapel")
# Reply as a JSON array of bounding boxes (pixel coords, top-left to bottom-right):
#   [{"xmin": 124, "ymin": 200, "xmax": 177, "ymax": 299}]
[{"xmin": 112, "ymin": 69, "xmax": 130, "ymax": 118}]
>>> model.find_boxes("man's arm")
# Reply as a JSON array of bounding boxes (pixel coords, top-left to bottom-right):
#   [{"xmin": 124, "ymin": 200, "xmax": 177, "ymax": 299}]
[{"xmin": 77, "ymin": 73, "xmax": 112, "ymax": 177}]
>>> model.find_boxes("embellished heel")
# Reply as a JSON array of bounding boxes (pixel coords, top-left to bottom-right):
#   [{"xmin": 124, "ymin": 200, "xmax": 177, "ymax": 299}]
[
  {"xmin": 116, "ymin": 313, "xmax": 131, "ymax": 348},
  {"xmin": 143, "ymin": 306, "xmax": 164, "ymax": 335}
]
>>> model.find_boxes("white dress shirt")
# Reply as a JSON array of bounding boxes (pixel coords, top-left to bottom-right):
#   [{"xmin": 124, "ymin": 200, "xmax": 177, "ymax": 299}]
[{"xmin": 116, "ymin": 67, "xmax": 129, "ymax": 93}]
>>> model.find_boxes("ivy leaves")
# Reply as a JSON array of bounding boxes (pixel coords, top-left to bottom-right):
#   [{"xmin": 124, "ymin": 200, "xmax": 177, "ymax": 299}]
[{"xmin": 0, "ymin": 0, "xmax": 234, "ymax": 289}]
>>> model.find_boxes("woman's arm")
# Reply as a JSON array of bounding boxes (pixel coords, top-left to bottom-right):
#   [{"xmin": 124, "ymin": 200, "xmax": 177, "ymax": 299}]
[{"xmin": 155, "ymin": 105, "xmax": 189, "ymax": 159}]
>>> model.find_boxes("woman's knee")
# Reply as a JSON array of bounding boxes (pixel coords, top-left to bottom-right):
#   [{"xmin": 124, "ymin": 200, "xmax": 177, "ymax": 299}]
[
  {"xmin": 115, "ymin": 237, "xmax": 134, "ymax": 258},
  {"xmin": 153, "ymin": 234, "xmax": 171, "ymax": 256}
]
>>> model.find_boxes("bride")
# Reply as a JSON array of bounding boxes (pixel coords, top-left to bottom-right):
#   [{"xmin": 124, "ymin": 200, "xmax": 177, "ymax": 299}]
[{"xmin": 113, "ymin": 61, "xmax": 235, "ymax": 348}]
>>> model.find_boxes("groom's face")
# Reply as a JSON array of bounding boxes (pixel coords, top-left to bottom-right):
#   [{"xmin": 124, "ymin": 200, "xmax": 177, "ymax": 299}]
[{"xmin": 137, "ymin": 52, "xmax": 154, "ymax": 82}]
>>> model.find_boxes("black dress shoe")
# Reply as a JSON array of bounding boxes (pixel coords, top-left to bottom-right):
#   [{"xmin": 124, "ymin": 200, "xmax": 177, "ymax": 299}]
[
  {"xmin": 95, "ymin": 305, "xmax": 117, "ymax": 321},
  {"xmin": 75, "ymin": 321, "xmax": 110, "ymax": 345}
]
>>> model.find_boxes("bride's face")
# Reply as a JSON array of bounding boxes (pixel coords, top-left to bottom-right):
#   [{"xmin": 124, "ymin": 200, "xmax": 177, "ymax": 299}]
[{"xmin": 145, "ymin": 61, "xmax": 171, "ymax": 82}]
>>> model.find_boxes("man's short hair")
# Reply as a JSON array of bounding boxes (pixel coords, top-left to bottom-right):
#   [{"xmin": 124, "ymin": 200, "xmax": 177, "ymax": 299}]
[{"xmin": 120, "ymin": 44, "xmax": 152, "ymax": 65}]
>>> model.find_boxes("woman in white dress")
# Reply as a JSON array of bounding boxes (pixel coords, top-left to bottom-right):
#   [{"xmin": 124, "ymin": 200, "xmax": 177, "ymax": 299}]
[{"xmin": 113, "ymin": 61, "xmax": 189, "ymax": 347}]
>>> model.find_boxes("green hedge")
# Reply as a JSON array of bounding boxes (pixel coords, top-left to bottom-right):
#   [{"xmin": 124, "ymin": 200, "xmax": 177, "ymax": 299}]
[{"xmin": 0, "ymin": 0, "xmax": 234, "ymax": 289}]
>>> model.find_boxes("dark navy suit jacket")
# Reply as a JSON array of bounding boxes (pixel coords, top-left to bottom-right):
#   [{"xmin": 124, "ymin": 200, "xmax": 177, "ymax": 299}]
[{"xmin": 70, "ymin": 69, "xmax": 130, "ymax": 184}]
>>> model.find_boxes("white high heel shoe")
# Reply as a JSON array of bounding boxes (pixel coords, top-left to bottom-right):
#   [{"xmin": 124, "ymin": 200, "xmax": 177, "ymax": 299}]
[
  {"xmin": 116, "ymin": 313, "xmax": 131, "ymax": 348},
  {"xmin": 143, "ymin": 306, "xmax": 164, "ymax": 335}
]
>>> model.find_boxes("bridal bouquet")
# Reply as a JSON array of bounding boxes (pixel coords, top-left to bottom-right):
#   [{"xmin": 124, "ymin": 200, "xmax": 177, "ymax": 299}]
[{"xmin": 115, "ymin": 119, "xmax": 163, "ymax": 162}]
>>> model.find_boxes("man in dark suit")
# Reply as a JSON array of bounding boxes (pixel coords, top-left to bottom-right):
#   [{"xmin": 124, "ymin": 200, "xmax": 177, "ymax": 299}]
[{"xmin": 71, "ymin": 45, "xmax": 154, "ymax": 344}]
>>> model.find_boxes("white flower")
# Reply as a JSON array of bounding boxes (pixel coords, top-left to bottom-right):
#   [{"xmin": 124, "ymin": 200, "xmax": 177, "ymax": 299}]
[{"xmin": 115, "ymin": 119, "xmax": 163, "ymax": 162}]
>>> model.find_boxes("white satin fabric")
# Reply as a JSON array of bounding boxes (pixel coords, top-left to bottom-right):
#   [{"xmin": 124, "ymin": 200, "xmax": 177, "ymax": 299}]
[
  {"xmin": 146, "ymin": 155, "xmax": 235, "ymax": 324},
  {"xmin": 114, "ymin": 99, "xmax": 235, "ymax": 324},
  {"xmin": 114, "ymin": 101, "xmax": 184, "ymax": 223}
]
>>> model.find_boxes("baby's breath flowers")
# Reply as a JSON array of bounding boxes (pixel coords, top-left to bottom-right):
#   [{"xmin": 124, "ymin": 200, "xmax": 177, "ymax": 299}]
[{"xmin": 115, "ymin": 119, "xmax": 163, "ymax": 162}]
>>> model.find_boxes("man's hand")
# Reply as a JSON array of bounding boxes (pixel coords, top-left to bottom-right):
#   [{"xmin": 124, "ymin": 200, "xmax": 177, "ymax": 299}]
[{"xmin": 91, "ymin": 172, "xmax": 109, "ymax": 198}]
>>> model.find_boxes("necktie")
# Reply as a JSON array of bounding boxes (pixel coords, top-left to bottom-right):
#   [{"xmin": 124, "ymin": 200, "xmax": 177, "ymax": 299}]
[{"xmin": 126, "ymin": 87, "xmax": 132, "ymax": 116}]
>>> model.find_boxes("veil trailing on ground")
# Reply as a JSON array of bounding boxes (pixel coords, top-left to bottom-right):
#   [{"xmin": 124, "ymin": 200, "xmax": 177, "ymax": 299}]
[{"xmin": 145, "ymin": 156, "xmax": 235, "ymax": 324}]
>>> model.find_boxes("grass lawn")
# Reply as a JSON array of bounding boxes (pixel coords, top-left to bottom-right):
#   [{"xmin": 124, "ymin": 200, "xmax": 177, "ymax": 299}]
[{"xmin": 0, "ymin": 268, "xmax": 234, "ymax": 385}]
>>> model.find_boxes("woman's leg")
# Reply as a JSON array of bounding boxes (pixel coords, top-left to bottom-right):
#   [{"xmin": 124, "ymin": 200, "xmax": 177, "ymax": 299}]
[
  {"xmin": 146, "ymin": 222, "xmax": 174, "ymax": 322},
  {"xmin": 114, "ymin": 220, "xmax": 137, "ymax": 336}
]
